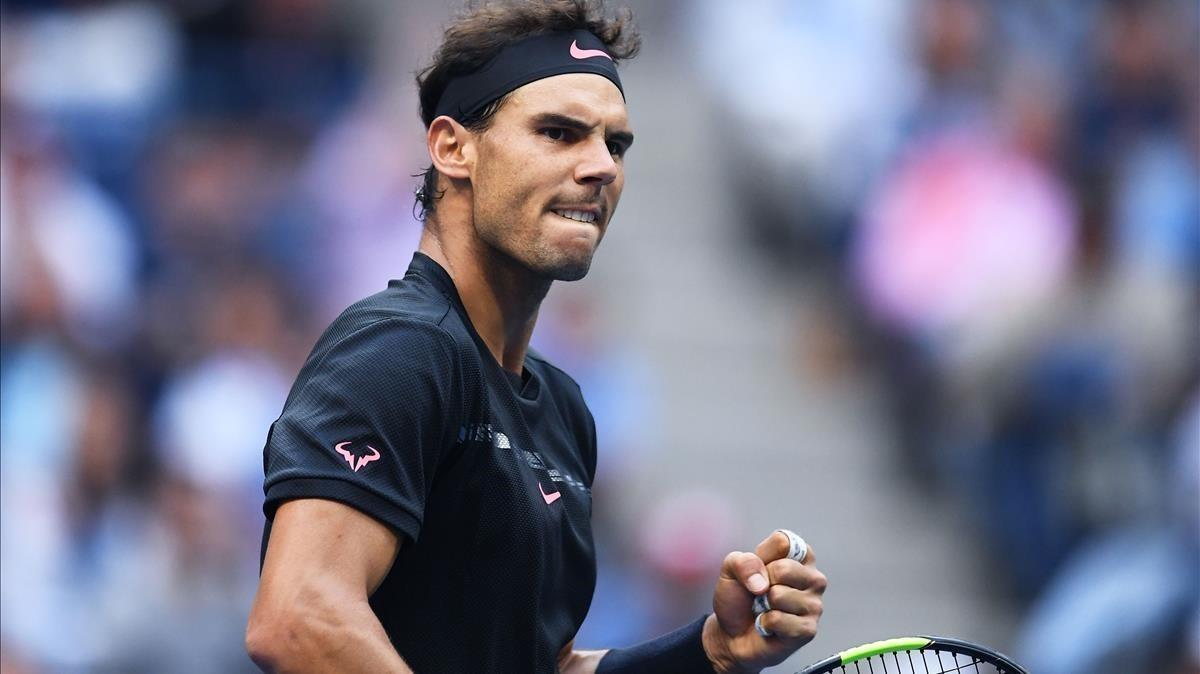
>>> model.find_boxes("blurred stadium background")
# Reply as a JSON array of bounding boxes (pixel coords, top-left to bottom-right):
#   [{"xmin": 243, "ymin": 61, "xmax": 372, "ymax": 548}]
[{"xmin": 0, "ymin": 0, "xmax": 1197, "ymax": 672}]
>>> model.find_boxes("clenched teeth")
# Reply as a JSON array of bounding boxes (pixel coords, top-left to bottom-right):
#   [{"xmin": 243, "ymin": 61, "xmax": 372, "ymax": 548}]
[{"xmin": 553, "ymin": 209, "xmax": 597, "ymax": 224}]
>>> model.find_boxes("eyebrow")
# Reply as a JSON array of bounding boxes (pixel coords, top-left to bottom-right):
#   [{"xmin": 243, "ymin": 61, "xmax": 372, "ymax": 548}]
[{"xmin": 531, "ymin": 112, "xmax": 635, "ymax": 150}]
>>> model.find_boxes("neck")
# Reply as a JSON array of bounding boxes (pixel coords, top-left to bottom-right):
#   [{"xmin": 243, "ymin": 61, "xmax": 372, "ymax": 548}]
[{"xmin": 418, "ymin": 218, "xmax": 550, "ymax": 375}]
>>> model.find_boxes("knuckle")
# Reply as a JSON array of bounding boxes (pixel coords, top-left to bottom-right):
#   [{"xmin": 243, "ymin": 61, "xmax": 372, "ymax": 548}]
[
  {"xmin": 788, "ymin": 616, "xmax": 819, "ymax": 639},
  {"xmin": 765, "ymin": 559, "xmax": 792, "ymax": 583},
  {"xmin": 811, "ymin": 571, "xmax": 828, "ymax": 593},
  {"xmin": 761, "ymin": 609, "xmax": 821, "ymax": 642},
  {"xmin": 737, "ymin": 554, "xmax": 764, "ymax": 576},
  {"xmin": 796, "ymin": 597, "xmax": 821, "ymax": 616},
  {"xmin": 782, "ymin": 619, "xmax": 817, "ymax": 641}
]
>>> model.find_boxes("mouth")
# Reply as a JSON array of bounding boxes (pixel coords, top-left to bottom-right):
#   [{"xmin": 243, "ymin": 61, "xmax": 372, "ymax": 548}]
[{"xmin": 550, "ymin": 208, "xmax": 600, "ymax": 225}]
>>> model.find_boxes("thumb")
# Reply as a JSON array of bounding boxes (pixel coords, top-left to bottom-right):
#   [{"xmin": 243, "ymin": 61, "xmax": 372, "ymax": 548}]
[{"xmin": 720, "ymin": 550, "xmax": 769, "ymax": 595}]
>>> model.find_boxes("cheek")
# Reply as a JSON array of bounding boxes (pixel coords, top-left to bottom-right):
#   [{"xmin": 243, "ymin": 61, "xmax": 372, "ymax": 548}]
[
  {"xmin": 471, "ymin": 168, "xmax": 548, "ymax": 250},
  {"xmin": 478, "ymin": 152, "xmax": 542, "ymax": 212},
  {"xmin": 474, "ymin": 170, "xmax": 519, "ymax": 223}
]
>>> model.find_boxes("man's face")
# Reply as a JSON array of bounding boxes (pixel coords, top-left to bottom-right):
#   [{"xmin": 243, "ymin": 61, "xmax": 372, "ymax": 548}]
[{"xmin": 469, "ymin": 73, "xmax": 633, "ymax": 282}]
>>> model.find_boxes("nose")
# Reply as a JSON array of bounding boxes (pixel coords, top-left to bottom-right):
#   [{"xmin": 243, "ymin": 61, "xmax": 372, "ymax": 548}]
[{"xmin": 575, "ymin": 138, "xmax": 618, "ymax": 187}]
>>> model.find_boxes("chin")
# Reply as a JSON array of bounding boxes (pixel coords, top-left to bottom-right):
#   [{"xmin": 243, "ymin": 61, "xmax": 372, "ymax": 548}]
[
  {"xmin": 551, "ymin": 264, "xmax": 590, "ymax": 282},
  {"xmin": 538, "ymin": 256, "xmax": 592, "ymax": 281},
  {"xmin": 523, "ymin": 238, "xmax": 598, "ymax": 281},
  {"xmin": 533, "ymin": 252, "xmax": 594, "ymax": 282}
]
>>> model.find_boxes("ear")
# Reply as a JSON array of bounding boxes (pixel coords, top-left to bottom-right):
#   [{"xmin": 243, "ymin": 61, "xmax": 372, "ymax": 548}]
[{"xmin": 427, "ymin": 115, "xmax": 473, "ymax": 180}]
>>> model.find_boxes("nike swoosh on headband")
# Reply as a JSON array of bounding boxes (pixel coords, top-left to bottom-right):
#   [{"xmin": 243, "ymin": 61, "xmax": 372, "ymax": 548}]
[
  {"xmin": 434, "ymin": 31, "xmax": 624, "ymax": 121},
  {"xmin": 570, "ymin": 40, "xmax": 612, "ymax": 61}
]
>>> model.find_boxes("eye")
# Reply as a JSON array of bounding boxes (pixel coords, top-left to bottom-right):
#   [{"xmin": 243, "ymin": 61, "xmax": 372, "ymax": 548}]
[
  {"xmin": 606, "ymin": 140, "xmax": 626, "ymax": 157},
  {"xmin": 541, "ymin": 127, "xmax": 569, "ymax": 142}
]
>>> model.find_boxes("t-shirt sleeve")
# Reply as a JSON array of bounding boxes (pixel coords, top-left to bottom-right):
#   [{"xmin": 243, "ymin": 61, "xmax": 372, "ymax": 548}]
[{"xmin": 262, "ymin": 318, "xmax": 462, "ymax": 543}]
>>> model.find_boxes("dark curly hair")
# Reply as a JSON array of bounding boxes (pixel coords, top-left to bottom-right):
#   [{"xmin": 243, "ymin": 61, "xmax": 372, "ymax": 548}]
[{"xmin": 414, "ymin": 0, "xmax": 640, "ymax": 220}]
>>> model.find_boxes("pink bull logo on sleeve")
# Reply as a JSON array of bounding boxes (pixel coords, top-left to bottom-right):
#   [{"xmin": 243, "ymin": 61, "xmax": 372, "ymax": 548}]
[{"xmin": 334, "ymin": 441, "xmax": 382, "ymax": 472}]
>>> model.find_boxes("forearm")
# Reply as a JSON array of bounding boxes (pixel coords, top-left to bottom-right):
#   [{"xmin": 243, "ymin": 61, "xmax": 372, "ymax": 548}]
[{"xmin": 248, "ymin": 597, "xmax": 413, "ymax": 673}]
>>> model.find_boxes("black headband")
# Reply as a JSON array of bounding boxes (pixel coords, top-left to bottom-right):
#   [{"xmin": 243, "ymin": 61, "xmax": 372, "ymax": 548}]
[{"xmin": 433, "ymin": 30, "xmax": 624, "ymax": 122}]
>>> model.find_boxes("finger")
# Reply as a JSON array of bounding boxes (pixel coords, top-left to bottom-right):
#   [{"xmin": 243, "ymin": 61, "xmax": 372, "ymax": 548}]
[
  {"xmin": 753, "ymin": 530, "xmax": 792, "ymax": 564},
  {"xmin": 754, "ymin": 529, "xmax": 814, "ymax": 564},
  {"xmin": 761, "ymin": 585, "xmax": 825, "ymax": 616},
  {"xmin": 720, "ymin": 550, "xmax": 769, "ymax": 594},
  {"xmin": 754, "ymin": 612, "xmax": 772, "ymax": 637},
  {"xmin": 756, "ymin": 609, "xmax": 822, "ymax": 644},
  {"xmin": 765, "ymin": 559, "xmax": 828, "ymax": 594}
]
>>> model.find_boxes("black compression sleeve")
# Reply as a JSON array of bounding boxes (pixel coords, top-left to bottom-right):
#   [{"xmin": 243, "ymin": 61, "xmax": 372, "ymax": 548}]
[{"xmin": 595, "ymin": 616, "xmax": 718, "ymax": 674}]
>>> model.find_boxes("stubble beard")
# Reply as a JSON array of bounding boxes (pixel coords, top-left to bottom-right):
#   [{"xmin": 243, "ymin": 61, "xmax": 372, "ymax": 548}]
[
  {"xmin": 494, "ymin": 232, "xmax": 595, "ymax": 282},
  {"xmin": 534, "ymin": 237, "xmax": 595, "ymax": 282},
  {"xmin": 474, "ymin": 212, "xmax": 598, "ymax": 283}
]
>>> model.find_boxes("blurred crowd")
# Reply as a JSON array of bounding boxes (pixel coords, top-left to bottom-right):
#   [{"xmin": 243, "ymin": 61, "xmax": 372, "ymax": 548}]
[
  {"xmin": 0, "ymin": 1, "xmax": 1196, "ymax": 673},
  {"xmin": 0, "ymin": 1, "xmax": 415, "ymax": 670},
  {"xmin": 694, "ymin": 0, "xmax": 1198, "ymax": 672}
]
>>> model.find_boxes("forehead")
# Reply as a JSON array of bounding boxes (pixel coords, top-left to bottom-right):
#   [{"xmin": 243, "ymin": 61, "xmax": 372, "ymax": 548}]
[{"xmin": 500, "ymin": 73, "xmax": 629, "ymax": 126}]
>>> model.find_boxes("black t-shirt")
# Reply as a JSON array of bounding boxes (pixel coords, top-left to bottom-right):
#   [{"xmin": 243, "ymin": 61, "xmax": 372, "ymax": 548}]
[{"xmin": 261, "ymin": 253, "xmax": 598, "ymax": 673}]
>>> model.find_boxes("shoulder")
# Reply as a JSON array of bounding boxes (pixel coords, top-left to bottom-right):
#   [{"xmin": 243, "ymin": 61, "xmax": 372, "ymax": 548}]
[
  {"xmin": 310, "ymin": 314, "xmax": 459, "ymax": 379},
  {"xmin": 319, "ymin": 271, "xmax": 483, "ymax": 363},
  {"xmin": 325, "ymin": 277, "xmax": 456, "ymax": 350},
  {"xmin": 339, "ymin": 272, "xmax": 456, "ymax": 328},
  {"xmin": 289, "ymin": 284, "xmax": 477, "ymax": 402}
]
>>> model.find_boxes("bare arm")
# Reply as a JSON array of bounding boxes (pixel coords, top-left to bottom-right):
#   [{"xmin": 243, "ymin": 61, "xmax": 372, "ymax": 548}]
[{"xmin": 245, "ymin": 498, "xmax": 412, "ymax": 673}]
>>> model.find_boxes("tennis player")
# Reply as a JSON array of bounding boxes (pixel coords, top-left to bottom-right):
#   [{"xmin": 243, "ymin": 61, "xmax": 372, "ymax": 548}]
[{"xmin": 245, "ymin": 1, "xmax": 826, "ymax": 672}]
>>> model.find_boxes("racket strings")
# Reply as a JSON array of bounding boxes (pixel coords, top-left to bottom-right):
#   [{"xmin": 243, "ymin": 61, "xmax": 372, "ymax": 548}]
[{"xmin": 833, "ymin": 650, "xmax": 1009, "ymax": 674}]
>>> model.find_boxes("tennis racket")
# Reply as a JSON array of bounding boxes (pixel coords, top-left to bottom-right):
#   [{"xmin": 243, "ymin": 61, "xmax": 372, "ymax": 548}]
[{"xmin": 794, "ymin": 636, "xmax": 1027, "ymax": 674}]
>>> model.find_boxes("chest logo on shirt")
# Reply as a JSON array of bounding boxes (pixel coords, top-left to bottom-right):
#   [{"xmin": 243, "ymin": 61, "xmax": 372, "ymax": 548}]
[
  {"xmin": 538, "ymin": 481, "xmax": 562, "ymax": 505},
  {"xmin": 334, "ymin": 440, "xmax": 381, "ymax": 472},
  {"xmin": 459, "ymin": 423, "xmax": 590, "ymax": 503}
]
